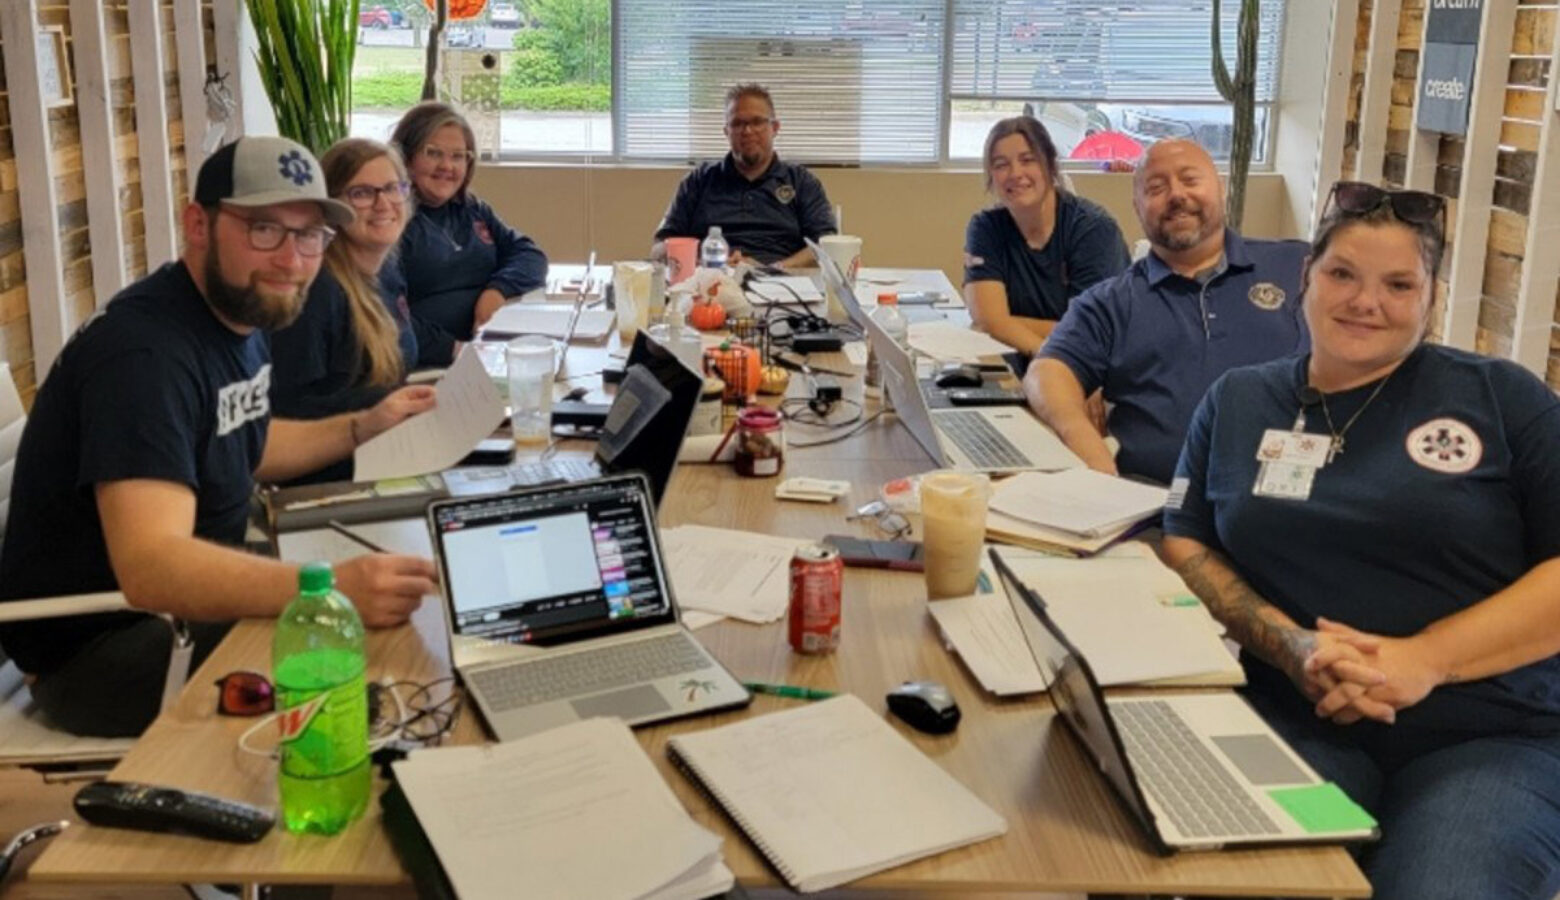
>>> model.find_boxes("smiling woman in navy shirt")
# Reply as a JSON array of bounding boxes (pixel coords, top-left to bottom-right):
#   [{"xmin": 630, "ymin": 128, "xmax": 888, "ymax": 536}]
[
  {"xmin": 963, "ymin": 116, "xmax": 1129, "ymax": 357},
  {"xmin": 391, "ymin": 101, "xmax": 548, "ymax": 366},
  {"xmin": 1163, "ymin": 182, "xmax": 1560, "ymax": 900},
  {"xmin": 269, "ymin": 138, "xmax": 419, "ymax": 484}
]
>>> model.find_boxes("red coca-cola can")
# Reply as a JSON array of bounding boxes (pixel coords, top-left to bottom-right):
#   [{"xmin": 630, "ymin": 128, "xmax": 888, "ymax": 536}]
[{"xmin": 788, "ymin": 544, "xmax": 843, "ymax": 654}]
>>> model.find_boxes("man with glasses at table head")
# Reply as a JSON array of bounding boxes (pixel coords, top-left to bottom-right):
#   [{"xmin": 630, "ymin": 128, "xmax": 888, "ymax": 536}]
[
  {"xmin": 651, "ymin": 83, "xmax": 838, "ymax": 270},
  {"xmin": 0, "ymin": 136, "xmax": 440, "ymax": 738}
]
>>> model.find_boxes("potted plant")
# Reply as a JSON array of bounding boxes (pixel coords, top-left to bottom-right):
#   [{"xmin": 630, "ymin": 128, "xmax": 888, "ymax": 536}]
[
  {"xmin": 247, "ymin": 0, "xmax": 360, "ymax": 155},
  {"xmin": 1212, "ymin": 0, "xmax": 1259, "ymax": 230}
]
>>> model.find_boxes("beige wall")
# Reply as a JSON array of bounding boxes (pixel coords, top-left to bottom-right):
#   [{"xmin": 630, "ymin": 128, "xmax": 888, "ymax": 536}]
[{"xmin": 470, "ymin": 165, "xmax": 1295, "ymax": 280}]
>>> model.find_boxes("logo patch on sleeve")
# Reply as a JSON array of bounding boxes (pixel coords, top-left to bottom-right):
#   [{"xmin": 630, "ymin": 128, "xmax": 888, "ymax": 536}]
[
  {"xmin": 1166, "ymin": 476, "xmax": 1190, "ymax": 511},
  {"xmin": 1405, "ymin": 417, "xmax": 1482, "ymax": 474}
]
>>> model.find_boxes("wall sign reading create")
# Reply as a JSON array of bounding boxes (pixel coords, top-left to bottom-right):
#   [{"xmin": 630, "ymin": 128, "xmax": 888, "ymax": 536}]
[{"xmin": 1418, "ymin": 0, "xmax": 1483, "ymax": 135}]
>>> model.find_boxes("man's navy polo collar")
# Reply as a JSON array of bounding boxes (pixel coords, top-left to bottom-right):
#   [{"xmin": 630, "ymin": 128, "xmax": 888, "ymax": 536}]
[
  {"xmin": 1142, "ymin": 228, "xmax": 1255, "ymax": 287},
  {"xmin": 718, "ymin": 152, "xmax": 787, "ymax": 185}
]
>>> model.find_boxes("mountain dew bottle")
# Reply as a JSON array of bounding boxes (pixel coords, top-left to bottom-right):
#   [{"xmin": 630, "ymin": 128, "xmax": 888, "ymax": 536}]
[{"xmin": 274, "ymin": 562, "xmax": 370, "ymax": 835}]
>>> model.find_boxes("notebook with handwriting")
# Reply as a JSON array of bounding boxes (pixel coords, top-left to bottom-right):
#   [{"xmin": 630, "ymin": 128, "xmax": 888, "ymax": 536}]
[{"xmin": 666, "ymin": 694, "xmax": 1006, "ymax": 893}]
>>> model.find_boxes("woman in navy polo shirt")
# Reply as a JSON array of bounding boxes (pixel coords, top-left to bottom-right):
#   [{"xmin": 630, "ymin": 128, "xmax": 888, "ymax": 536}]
[
  {"xmin": 269, "ymin": 137, "xmax": 420, "ymax": 484},
  {"xmin": 1163, "ymin": 182, "xmax": 1560, "ymax": 900},
  {"xmin": 962, "ymin": 116, "xmax": 1129, "ymax": 359},
  {"xmin": 391, "ymin": 101, "xmax": 548, "ymax": 367}
]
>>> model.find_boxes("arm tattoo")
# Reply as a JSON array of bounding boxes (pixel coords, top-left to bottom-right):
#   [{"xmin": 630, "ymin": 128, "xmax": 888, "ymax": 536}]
[{"xmin": 1172, "ymin": 548, "xmax": 1312, "ymax": 682}]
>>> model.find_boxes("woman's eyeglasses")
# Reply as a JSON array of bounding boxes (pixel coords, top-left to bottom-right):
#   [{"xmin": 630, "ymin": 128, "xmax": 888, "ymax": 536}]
[
  {"xmin": 341, "ymin": 181, "xmax": 410, "ymax": 209},
  {"xmin": 1328, "ymin": 181, "xmax": 1445, "ymax": 228},
  {"xmin": 420, "ymin": 145, "xmax": 474, "ymax": 166}
]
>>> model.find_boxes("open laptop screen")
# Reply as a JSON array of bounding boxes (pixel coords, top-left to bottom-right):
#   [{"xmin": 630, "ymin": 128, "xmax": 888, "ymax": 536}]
[
  {"xmin": 990, "ymin": 549, "xmax": 1161, "ymax": 840},
  {"xmin": 432, "ymin": 477, "xmax": 677, "ymax": 653},
  {"xmin": 593, "ymin": 331, "xmax": 702, "ymax": 506}
]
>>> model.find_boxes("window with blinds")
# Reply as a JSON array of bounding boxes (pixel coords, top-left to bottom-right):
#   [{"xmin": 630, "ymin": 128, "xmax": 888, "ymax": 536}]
[
  {"xmin": 616, "ymin": 0, "xmax": 948, "ymax": 164},
  {"xmin": 948, "ymin": 0, "xmax": 1286, "ymax": 160}
]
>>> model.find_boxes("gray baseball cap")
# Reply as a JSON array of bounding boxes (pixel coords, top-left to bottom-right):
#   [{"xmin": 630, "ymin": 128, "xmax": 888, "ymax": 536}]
[{"xmin": 194, "ymin": 136, "xmax": 354, "ymax": 228}]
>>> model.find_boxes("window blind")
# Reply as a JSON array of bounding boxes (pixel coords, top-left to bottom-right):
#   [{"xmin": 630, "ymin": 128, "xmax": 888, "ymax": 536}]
[
  {"xmin": 950, "ymin": 0, "xmax": 1286, "ymax": 103},
  {"xmin": 617, "ymin": 0, "xmax": 948, "ymax": 164}
]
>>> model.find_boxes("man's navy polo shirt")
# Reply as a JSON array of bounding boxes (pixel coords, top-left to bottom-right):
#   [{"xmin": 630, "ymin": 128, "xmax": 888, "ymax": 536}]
[
  {"xmin": 1040, "ymin": 229, "xmax": 1309, "ymax": 484},
  {"xmin": 653, "ymin": 153, "xmax": 836, "ymax": 264}
]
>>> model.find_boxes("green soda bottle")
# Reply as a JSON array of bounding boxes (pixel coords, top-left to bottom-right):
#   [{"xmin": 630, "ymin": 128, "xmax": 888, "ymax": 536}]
[{"xmin": 273, "ymin": 562, "xmax": 370, "ymax": 835}]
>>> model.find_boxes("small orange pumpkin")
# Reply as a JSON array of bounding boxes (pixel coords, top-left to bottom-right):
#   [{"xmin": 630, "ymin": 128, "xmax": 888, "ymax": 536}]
[
  {"xmin": 688, "ymin": 299, "xmax": 727, "ymax": 331},
  {"xmin": 706, "ymin": 342, "xmax": 761, "ymax": 401}
]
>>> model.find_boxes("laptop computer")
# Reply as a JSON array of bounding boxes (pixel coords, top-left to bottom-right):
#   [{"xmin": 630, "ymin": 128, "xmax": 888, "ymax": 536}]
[
  {"xmin": 990, "ymin": 548, "xmax": 1378, "ymax": 853},
  {"xmin": 427, "ymin": 472, "xmax": 752, "ymax": 741},
  {"xmin": 807, "ymin": 239, "xmax": 1083, "ymax": 473}
]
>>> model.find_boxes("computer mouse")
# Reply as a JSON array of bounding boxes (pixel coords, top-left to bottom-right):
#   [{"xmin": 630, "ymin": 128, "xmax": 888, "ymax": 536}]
[
  {"xmin": 886, "ymin": 680, "xmax": 961, "ymax": 735},
  {"xmin": 933, "ymin": 363, "xmax": 984, "ymax": 389}
]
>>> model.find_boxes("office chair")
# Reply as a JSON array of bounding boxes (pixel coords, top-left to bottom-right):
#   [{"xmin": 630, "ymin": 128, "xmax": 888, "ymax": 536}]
[{"xmin": 0, "ymin": 363, "xmax": 191, "ymax": 771}]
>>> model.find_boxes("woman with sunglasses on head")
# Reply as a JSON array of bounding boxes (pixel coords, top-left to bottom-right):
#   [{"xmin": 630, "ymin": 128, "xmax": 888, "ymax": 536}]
[
  {"xmin": 1162, "ymin": 181, "xmax": 1560, "ymax": 899},
  {"xmin": 391, "ymin": 101, "xmax": 548, "ymax": 368},
  {"xmin": 963, "ymin": 116, "xmax": 1130, "ymax": 361},
  {"xmin": 269, "ymin": 138, "xmax": 423, "ymax": 485}
]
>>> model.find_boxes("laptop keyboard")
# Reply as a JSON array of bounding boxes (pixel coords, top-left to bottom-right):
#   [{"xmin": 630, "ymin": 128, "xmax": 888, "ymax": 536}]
[
  {"xmin": 510, "ymin": 457, "xmax": 600, "ymax": 486},
  {"xmin": 469, "ymin": 632, "xmax": 714, "ymax": 713},
  {"xmin": 1113, "ymin": 700, "xmax": 1281, "ymax": 840},
  {"xmin": 936, "ymin": 410, "xmax": 1030, "ymax": 469}
]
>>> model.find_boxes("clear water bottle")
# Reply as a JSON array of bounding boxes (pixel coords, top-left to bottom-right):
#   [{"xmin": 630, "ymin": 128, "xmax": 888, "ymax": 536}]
[
  {"xmin": 274, "ymin": 562, "xmax": 370, "ymax": 836},
  {"xmin": 701, "ymin": 226, "xmax": 729, "ymax": 270},
  {"xmin": 865, "ymin": 292, "xmax": 908, "ymax": 389}
]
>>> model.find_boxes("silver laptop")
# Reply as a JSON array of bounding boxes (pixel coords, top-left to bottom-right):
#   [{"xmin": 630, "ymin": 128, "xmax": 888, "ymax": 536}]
[
  {"xmin": 426, "ymin": 473, "xmax": 751, "ymax": 741},
  {"xmin": 991, "ymin": 549, "xmax": 1378, "ymax": 853},
  {"xmin": 807, "ymin": 239, "xmax": 1083, "ymax": 473}
]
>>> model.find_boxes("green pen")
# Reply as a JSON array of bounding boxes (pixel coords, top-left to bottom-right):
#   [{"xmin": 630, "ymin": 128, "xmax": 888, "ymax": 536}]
[{"xmin": 742, "ymin": 682, "xmax": 837, "ymax": 701}]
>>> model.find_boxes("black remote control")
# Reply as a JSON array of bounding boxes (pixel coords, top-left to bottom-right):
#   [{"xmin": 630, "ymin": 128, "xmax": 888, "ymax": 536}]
[{"xmin": 74, "ymin": 781, "xmax": 274, "ymax": 843}]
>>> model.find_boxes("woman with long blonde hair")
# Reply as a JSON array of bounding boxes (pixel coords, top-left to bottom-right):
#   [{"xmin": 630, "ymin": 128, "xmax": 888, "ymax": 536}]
[{"xmin": 269, "ymin": 137, "xmax": 419, "ymax": 484}]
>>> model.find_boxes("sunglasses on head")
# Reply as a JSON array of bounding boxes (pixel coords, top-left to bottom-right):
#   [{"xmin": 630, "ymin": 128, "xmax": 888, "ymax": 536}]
[
  {"xmin": 215, "ymin": 671, "xmax": 275, "ymax": 717},
  {"xmin": 1328, "ymin": 181, "xmax": 1445, "ymax": 228}
]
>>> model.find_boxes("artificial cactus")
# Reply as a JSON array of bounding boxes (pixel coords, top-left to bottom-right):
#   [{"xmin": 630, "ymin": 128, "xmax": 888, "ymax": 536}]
[{"xmin": 1212, "ymin": 0, "xmax": 1260, "ymax": 231}]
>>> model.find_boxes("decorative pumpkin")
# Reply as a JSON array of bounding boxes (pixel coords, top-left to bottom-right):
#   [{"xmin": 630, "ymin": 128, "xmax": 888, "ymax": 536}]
[
  {"xmin": 688, "ymin": 298, "xmax": 727, "ymax": 331},
  {"xmin": 705, "ymin": 342, "xmax": 761, "ymax": 401},
  {"xmin": 758, "ymin": 365, "xmax": 790, "ymax": 396},
  {"xmin": 423, "ymin": 0, "xmax": 488, "ymax": 20}
]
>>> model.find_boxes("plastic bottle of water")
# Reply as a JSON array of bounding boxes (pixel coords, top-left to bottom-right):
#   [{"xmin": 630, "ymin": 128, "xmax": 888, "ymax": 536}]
[
  {"xmin": 701, "ymin": 226, "xmax": 729, "ymax": 270},
  {"xmin": 274, "ymin": 562, "xmax": 370, "ymax": 836},
  {"xmin": 865, "ymin": 292, "xmax": 908, "ymax": 389}
]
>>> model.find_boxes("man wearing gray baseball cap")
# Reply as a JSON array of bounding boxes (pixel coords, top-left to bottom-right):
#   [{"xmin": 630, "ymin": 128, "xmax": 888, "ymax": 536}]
[{"xmin": 0, "ymin": 136, "xmax": 440, "ymax": 737}]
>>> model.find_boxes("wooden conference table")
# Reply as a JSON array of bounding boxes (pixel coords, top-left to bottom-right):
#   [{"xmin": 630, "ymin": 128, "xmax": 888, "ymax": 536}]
[{"xmin": 30, "ymin": 340, "xmax": 1369, "ymax": 898}]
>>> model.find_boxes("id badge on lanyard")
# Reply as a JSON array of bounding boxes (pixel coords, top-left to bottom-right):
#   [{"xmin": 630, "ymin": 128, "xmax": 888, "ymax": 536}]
[{"xmin": 1252, "ymin": 409, "xmax": 1331, "ymax": 501}]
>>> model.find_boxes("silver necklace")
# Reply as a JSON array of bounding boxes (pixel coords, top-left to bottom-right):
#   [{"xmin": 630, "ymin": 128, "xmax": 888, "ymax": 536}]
[
  {"xmin": 1315, "ymin": 369, "xmax": 1395, "ymax": 463},
  {"xmin": 435, "ymin": 218, "xmax": 463, "ymax": 253}
]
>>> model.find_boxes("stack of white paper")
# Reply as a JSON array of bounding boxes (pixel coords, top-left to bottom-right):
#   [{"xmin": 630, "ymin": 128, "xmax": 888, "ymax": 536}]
[
  {"xmin": 394, "ymin": 718, "xmax": 732, "ymax": 900},
  {"xmin": 988, "ymin": 469, "xmax": 1168, "ymax": 538},
  {"xmin": 660, "ymin": 525, "xmax": 809, "ymax": 623},
  {"xmin": 929, "ymin": 544, "xmax": 1240, "ymax": 694},
  {"xmin": 905, "ymin": 321, "xmax": 1009, "ymax": 361}
]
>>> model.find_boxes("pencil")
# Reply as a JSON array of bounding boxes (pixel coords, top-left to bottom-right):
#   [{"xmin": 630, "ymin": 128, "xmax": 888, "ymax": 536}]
[{"xmin": 327, "ymin": 519, "xmax": 389, "ymax": 554}]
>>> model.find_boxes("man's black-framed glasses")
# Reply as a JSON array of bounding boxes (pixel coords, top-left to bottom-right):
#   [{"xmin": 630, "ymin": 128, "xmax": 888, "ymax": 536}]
[
  {"xmin": 725, "ymin": 116, "xmax": 774, "ymax": 133},
  {"xmin": 341, "ymin": 181, "xmax": 411, "ymax": 209},
  {"xmin": 1327, "ymin": 181, "xmax": 1445, "ymax": 229},
  {"xmin": 222, "ymin": 208, "xmax": 335, "ymax": 257}
]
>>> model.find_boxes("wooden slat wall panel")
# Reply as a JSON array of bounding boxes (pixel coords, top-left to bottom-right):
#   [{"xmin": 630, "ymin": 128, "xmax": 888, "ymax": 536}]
[{"xmin": 0, "ymin": 0, "xmax": 213, "ymax": 406}]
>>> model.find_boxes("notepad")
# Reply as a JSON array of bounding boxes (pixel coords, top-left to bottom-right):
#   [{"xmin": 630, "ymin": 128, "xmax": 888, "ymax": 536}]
[
  {"xmin": 988, "ymin": 468, "xmax": 1168, "ymax": 538},
  {"xmin": 393, "ymin": 717, "xmax": 733, "ymax": 900},
  {"xmin": 667, "ymin": 694, "xmax": 1007, "ymax": 893}
]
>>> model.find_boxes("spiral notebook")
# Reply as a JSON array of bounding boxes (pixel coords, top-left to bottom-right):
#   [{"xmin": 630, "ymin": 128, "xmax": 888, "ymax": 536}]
[{"xmin": 666, "ymin": 694, "xmax": 1007, "ymax": 893}]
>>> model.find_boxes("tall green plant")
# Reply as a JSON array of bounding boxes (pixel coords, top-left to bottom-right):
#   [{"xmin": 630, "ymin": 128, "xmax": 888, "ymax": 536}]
[
  {"xmin": 247, "ymin": 0, "xmax": 360, "ymax": 156},
  {"xmin": 1212, "ymin": 0, "xmax": 1259, "ymax": 231}
]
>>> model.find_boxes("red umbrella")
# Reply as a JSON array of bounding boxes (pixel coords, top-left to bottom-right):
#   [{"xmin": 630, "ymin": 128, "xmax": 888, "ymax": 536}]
[{"xmin": 1070, "ymin": 130, "xmax": 1144, "ymax": 163}]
